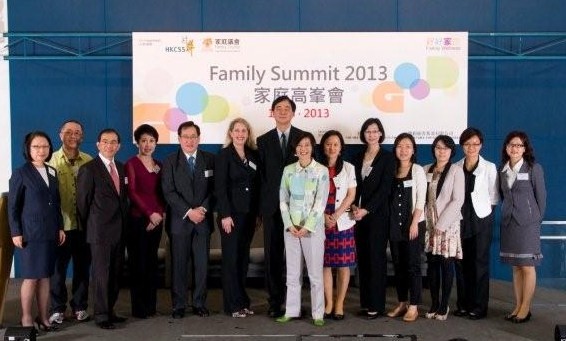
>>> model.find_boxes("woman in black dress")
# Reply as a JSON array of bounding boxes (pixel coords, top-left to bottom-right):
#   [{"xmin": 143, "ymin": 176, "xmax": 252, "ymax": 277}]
[{"xmin": 8, "ymin": 131, "xmax": 65, "ymax": 331}]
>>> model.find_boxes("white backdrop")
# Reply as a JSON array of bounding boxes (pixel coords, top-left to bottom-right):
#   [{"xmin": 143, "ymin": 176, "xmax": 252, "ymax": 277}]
[
  {"xmin": 1, "ymin": 0, "xmax": 11, "ymax": 193},
  {"xmin": 133, "ymin": 32, "xmax": 468, "ymax": 144}
]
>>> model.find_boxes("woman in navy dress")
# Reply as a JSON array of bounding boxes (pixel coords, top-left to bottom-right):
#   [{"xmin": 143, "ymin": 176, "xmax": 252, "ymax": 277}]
[
  {"xmin": 499, "ymin": 131, "xmax": 546, "ymax": 324},
  {"xmin": 319, "ymin": 130, "xmax": 357, "ymax": 321},
  {"xmin": 8, "ymin": 131, "xmax": 65, "ymax": 330},
  {"xmin": 125, "ymin": 124, "xmax": 165, "ymax": 318}
]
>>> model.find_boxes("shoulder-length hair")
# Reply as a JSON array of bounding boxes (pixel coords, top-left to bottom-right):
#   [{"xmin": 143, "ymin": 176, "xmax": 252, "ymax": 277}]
[
  {"xmin": 393, "ymin": 132, "xmax": 418, "ymax": 168},
  {"xmin": 223, "ymin": 117, "xmax": 256, "ymax": 149},
  {"xmin": 501, "ymin": 130, "xmax": 535, "ymax": 166},
  {"xmin": 319, "ymin": 130, "xmax": 345, "ymax": 174}
]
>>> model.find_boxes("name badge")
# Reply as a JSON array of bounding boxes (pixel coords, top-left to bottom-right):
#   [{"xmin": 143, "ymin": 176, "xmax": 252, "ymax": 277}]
[
  {"xmin": 124, "ymin": 177, "xmax": 129, "ymax": 185},
  {"xmin": 426, "ymin": 173, "xmax": 433, "ymax": 182},
  {"xmin": 48, "ymin": 167, "xmax": 56, "ymax": 177},
  {"xmin": 248, "ymin": 161, "xmax": 257, "ymax": 171},
  {"xmin": 403, "ymin": 180, "xmax": 413, "ymax": 188},
  {"xmin": 517, "ymin": 172, "xmax": 529, "ymax": 181},
  {"xmin": 204, "ymin": 170, "xmax": 214, "ymax": 177}
]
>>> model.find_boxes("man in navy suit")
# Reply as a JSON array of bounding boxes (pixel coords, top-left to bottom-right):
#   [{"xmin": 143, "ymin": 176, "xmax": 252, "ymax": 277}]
[
  {"xmin": 77, "ymin": 128, "xmax": 128, "ymax": 330},
  {"xmin": 161, "ymin": 121, "xmax": 215, "ymax": 319},
  {"xmin": 257, "ymin": 96, "xmax": 303, "ymax": 318}
]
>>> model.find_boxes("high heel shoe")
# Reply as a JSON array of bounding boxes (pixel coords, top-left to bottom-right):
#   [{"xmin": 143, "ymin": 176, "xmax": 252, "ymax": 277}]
[
  {"xmin": 512, "ymin": 311, "xmax": 531, "ymax": 324},
  {"xmin": 387, "ymin": 304, "xmax": 408, "ymax": 318},
  {"xmin": 504, "ymin": 312, "xmax": 517, "ymax": 321},
  {"xmin": 35, "ymin": 317, "xmax": 58, "ymax": 332}
]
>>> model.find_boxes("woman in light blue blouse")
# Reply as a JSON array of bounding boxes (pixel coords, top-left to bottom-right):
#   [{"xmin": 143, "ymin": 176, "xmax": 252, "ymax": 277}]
[{"xmin": 276, "ymin": 131, "xmax": 330, "ymax": 327}]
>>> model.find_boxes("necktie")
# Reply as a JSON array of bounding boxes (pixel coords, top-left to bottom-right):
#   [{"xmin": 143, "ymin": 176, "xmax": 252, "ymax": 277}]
[
  {"xmin": 281, "ymin": 133, "xmax": 287, "ymax": 158},
  {"xmin": 109, "ymin": 162, "xmax": 120, "ymax": 193},
  {"xmin": 188, "ymin": 156, "xmax": 195, "ymax": 174}
]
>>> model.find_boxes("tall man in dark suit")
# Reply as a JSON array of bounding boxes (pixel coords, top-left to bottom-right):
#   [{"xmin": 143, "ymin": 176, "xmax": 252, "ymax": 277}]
[
  {"xmin": 257, "ymin": 96, "xmax": 303, "ymax": 318},
  {"xmin": 77, "ymin": 128, "xmax": 128, "ymax": 330},
  {"xmin": 161, "ymin": 121, "xmax": 215, "ymax": 319}
]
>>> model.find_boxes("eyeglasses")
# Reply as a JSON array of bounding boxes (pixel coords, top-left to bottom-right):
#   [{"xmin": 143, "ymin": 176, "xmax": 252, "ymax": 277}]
[
  {"xmin": 31, "ymin": 145, "xmax": 50, "ymax": 150},
  {"xmin": 507, "ymin": 143, "xmax": 524, "ymax": 148},
  {"xmin": 100, "ymin": 140, "xmax": 119, "ymax": 145},
  {"xmin": 180, "ymin": 135, "xmax": 199, "ymax": 140},
  {"xmin": 463, "ymin": 143, "xmax": 481, "ymax": 148},
  {"xmin": 62, "ymin": 130, "xmax": 83, "ymax": 137}
]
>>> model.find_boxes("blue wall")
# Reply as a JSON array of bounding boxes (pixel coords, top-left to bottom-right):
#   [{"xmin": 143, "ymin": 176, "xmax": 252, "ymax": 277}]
[{"xmin": 7, "ymin": 0, "xmax": 566, "ymax": 288}]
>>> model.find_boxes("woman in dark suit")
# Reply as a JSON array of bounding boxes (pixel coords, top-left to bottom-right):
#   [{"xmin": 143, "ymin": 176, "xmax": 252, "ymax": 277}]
[
  {"xmin": 125, "ymin": 124, "xmax": 165, "ymax": 318},
  {"xmin": 499, "ymin": 131, "xmax": 546, "ymax": 324},
  {"xmin": 8, "ymin": 131, "xmax": 65, "ymax": 331},
  {"xmin": 351, "ymin": 118, "xmax": 395, "ymax": 319},
  {"xmin": 215, "ymin": 117, "xmax": 260, "ymax": 318}
]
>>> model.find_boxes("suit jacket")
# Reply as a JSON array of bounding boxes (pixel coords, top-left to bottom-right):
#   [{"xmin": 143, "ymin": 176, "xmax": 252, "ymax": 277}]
[
  {"xmin": 161, "ymin": 148, "xmax": 215, "ymax": 235},
  {"xmin": 456, "ymin": 155, "xmax": 499, "ymax": 218},
  {"xmin": 352, "ymin": 148, "xmax": 395, "ymax": 219},
  {"xmin": 76, "ymin": 156, "xmax": 128, "ymax": 245},
  {"xmin": 257, "ymin": 126, "xmax": 303, "ymax": 215},
  {"xmin": 424, "ymin": 162, "xmax": 465, "ymax": 232},
  {"xmin": 499, "ymin": 161, "xmax": 546, "ymax": 227},
  {"xmin": 214, "ymin": 144, "xmax": 260, "ymax": 218},
  {"xmin": 8, "ymin": 162, "xmax": 63, "ymax": 242}
]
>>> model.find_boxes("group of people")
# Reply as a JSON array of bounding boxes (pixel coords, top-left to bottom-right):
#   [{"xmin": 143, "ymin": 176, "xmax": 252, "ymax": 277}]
[{"xmin": 7, "ymin": 95, "xmax": 546, "ymax": 332}]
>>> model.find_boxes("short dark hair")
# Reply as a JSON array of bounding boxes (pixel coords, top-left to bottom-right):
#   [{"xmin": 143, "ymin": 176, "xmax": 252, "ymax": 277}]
[
  {"xmin": 291, "ymin": 131, "xmax": 316, "ymax": 158},
  {"xmin": 23, "ymin": 131, "xmax": 54, "ymax": 162},
  {"xmin": 177, "ymin": 121, "xmax": 200, "ymax": 137},
  {"xmin": 393, "ymin": 132, "xmax": 418, "ymax": 164},
  {"xmin": 431, "ymin": 135, "xmax": 457, "ymax": 159},
  {"xmin": 502, "ymin": 130, "xmax": 535, "ymax": 166},
  {"xmin": 359, "ymin": 118, "xmax": 385, "ymax": 144},
  {"xmin": 271, "ymin": 95, "xmax": 296, "ymax": 112},
  {"xmin": 459, "ymin": 127, "xmax": 484, "ymax": 145},
  {"xmin": 59, "ymin": 119, "xmax": 84, "ymax": 132},
  {"xmin": 319, "ymin": 130, "xmax": 345, "ymax": 174},
  {"xmin": 134, "ymin": 124, "xmax": 159, "ymax": 143},
  {"xmin": 97, "ymin": 128, "xmax": 121, "ymax": 143}
]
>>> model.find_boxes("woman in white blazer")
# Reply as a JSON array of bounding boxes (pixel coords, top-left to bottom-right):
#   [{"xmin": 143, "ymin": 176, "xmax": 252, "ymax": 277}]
[
  {"xmin": 454, "ymin": 128, "xmax": 499, "ymax": 320},
  {"xmin": 386, "ymin": 133, "xmax": 427, "ymax": 322},
  {"xmin": 319, "ymin": 130, "xmax": 357, "ymax": 321},
  {"xmin": 424, "ymin": 135, "xmax": 465, "ymax": 321}
]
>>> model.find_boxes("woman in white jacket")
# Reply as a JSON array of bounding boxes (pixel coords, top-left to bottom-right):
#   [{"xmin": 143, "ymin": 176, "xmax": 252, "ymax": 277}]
[
  {"xmin": 454, "ymin": 128, "xmax": 499, "ymax": 320},
  {"xmin": 386, "ymin": 133, "xmax": 427, "ymax": 322}
]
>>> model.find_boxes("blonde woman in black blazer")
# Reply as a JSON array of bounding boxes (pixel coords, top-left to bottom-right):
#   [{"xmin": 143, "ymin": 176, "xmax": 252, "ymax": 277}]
[
  {"xmin": 215, "ymin": 117, "xmax": 260, "ymax": 318},
  {"xmin": 351, "ymin": 118, "xmax": 395, "ymax": 319}
]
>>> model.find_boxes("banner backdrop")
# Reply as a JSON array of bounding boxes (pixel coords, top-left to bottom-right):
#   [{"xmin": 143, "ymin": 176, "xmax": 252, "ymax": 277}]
[{"xmin": 133, "ymin": 32, "xmax": 468, "ymax": 144}]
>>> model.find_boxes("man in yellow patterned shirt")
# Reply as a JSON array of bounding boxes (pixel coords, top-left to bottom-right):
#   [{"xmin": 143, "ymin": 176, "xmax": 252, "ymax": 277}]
[{"xmin": 48, "ymin": 120, "xmax": 92, "ymax": 325}]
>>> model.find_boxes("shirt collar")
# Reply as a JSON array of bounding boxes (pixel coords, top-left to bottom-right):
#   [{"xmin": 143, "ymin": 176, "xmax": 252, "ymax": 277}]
[
  {"xmin": 98, "ymin": 153, "xmax": 114, "ymax": 166},
  {"xmin": 278, "ymin": 127, "xmax": 291, "ymax": 139},
  {"xmin": 294, "ymin": 158, "xmax": 316, "ymax": 171},
  {"xmin": 502, "ymin": 158, "xmax": 524, "ymax": 173},
  {"xmin": 183, "ymin": 151, "xmax": 197, "ymax": 159},
  {"xmin": 57, "ymin": 147, "xmax": 86, "ymax": 163}
]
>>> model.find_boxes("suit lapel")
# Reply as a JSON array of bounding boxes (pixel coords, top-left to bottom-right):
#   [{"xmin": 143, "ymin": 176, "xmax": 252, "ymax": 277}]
[
  {"xmin": 25, "ymin": 162, "xmax": 49, "ymax": 191},
  {"xmin": 96, "ymin": 157, "xmax": 119, "ymax": 196}
]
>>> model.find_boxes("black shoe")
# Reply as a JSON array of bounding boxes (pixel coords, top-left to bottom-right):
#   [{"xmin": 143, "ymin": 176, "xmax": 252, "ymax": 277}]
[
  {"xmin": 333, "ymin": 313, "xmax": 345, "ymax": 320},
  {"xmin": 366, "ymin": 311, "xmax": 383, "ymax": 320},
  {"xmin": 323, "ymin": 312, "xmax": 333, "ymax": 319},
  {"xmin": 468, "ymin": 310, "xmax": 486, "ymax": 320},
  {"xmin": 268, "ymin": 307, "xmax": 284, "ymax": 318},
  {"xmin": 512, "ymin": 311, "xmax": 531, "ymax": 324},
  {"xmin": 172, "ymin": 309, "xmax": 185, "ymax": 319},
  {"xmin": 96, "ymin": 321, "xmax": 115, "ymax": 330},
  {"xmin": 110, "ymin": 315, "xmax": 127, "ymax": 323},
  {"xmin": 34, "ymin": 318, "xmax": 58, "ymax": 332},
  {"xmin": 193, "ymin": 307, "xmax": 210, "ymax": 317},
  {"xmin": 504, "ymin": 312, "xmax": 516, "ymax": 321},
  {"xmin": 453, "ymin": 309, "xmax": 468, "ymax": 317}
]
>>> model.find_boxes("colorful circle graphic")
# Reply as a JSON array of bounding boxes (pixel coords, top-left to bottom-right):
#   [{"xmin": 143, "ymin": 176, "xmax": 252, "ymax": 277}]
[
  {"xmin": 394, "ymin": 63, "xmax": 420, "ymax": 89},
  {"xmin": 176, "ymin": 82, "xmax": 208, "ymax": 115}
]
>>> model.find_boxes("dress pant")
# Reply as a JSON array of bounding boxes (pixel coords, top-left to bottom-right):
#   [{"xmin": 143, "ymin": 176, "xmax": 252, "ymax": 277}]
[
  {"xmin": 90, "ymin": 241, "xmax": 124, "ymax": 323},
  {"xmin": 170, "ymin": 222, "xmax": 210, "ymax": 310},
  {"xmin": 354, "ymin": 216, "xmax": 388, "ymax": 313},
  {"xmin": 127, "ymin": 216, "xmax": 163, "ymax": 317},
  {"xmin": 220, "ymin": 213, "xmax": 255, "ymax": 314},
  {"xmin": 50, "ymin": 229, "xmax": 91, "ymax": 314},
  {"xmin": 283, "ymin": 228, "xmax": 325, "ymax": 319},
  {"xmin": 455, "ymin": 217, "xmax": 493, "ymax": 315},
  {"xmin": 427, "ymin": 253, "xmax": 455, "ymax": 312},
  {"xmin": 262, "ymin": 211, "xmax": 286, "ymax": 310},
  {"xmin": 390, "ymin": 237, "xmax": 423, "ymax": 305}
]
